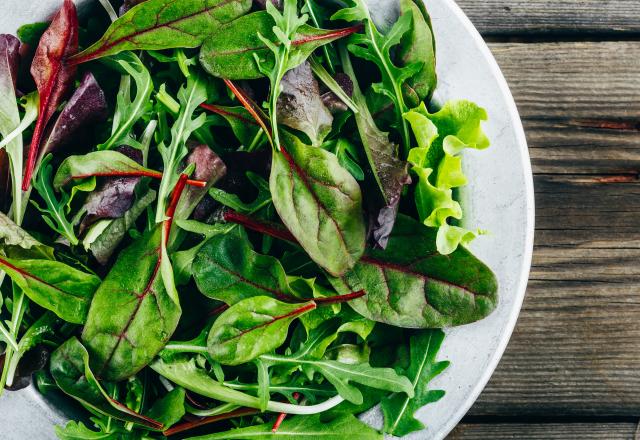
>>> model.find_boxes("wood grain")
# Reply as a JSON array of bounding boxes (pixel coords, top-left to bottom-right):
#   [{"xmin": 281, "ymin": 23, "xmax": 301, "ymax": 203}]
[
  {"xmin": 449, "ymin": 423, "xmax": 639, "ymax": 439},
  {"xmin": 455, "ymin": 1, "xmax": 640, "ymax": 36},
  {"xmin": 466, "ymin": 42, "xmax": 640, "ymax": 417}
]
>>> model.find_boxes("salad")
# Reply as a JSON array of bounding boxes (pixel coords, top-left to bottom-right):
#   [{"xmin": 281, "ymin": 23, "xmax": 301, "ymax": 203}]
[{"xmin": 0, "ymin": 0, "xmax": 498, "ymax": 438}]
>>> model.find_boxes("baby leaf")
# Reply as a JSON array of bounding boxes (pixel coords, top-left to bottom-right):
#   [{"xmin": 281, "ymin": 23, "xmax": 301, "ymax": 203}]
[
  {"xmin": 185, "ymin": 414, "xmax": 382, "ymax": 440},
  {"xmin": 277, "ymin": 61, "xmax": 333, "ymax": 146},
  {"xmin": 0, "ymin": 211, "xmax": 54, "ymax": 259},
  {"xmin": 340, "ymin": 47, "xmax": 410, "ymax": 249},
  {"xmin": 199, "ymin": 11, "xmax": 361, "ymax": 80},
  {"xmin": 329, "ymin": 214, "xmax": 498, "ymax": 328},
  {"xmin": 40, "ymin": 72, "xmax": 109, "ymax": 159},
  {"xmin": 200, "ymin": 104, "xmax": 261, "ymax": 146},
  {"xmin": 193, "ymin": 227, "xmax": 297, "ymax": 305},
  {"xmin": 23, "ymin": 0, "xmax": 79, "ymax": 190},
  {"xmin": 146, "ymin": 387, "xmax": 186, "ymax": 429},
  {"xmin": 82, "ymin": 226, "xmax": 181, "ymax": 381},
  {"xmin": 0, "ymin": 255, "xmax": 100, "ymax": 324},
  {"xmin": 50, "ymin": 337, "xmax": 163, "ymax": 429},
  {"xmin": 207, "ymin": 296, "xmax": 315, "ymax": 365},
  {"xmin": 382, "ymin": 329, "xmax": 449, "ymax": 437},
  {"xmin": 69, "ymin": 0, "xmax": 253, "ymax": 65},
  {"xmin": 270, "ymin": 134, "xmax": 366, "ymax": 276}
]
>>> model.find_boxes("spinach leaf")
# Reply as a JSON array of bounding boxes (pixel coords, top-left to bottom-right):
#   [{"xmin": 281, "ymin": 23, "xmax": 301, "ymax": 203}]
[
  {"xmin": 98, "ymin": 52, "xmax": 153, "ymax": 151},
  {"xmin": 50, "ymin": 337, "xmax": 163, "ymax": 429},
  {"xmin": 207, "ymin": 296, "xmax": 315, "ymax": 365},
  {"xmin": 382, "ymin": 329, "xmax": 448, "ymax": 437},
  {"xmin": 82, "ymin": 226, "xmax": 181, "ymax": 381},
  {"xmin": 340, "ymin": 46, "xmax": 410, "ymax": 249},
  {"xmin": 184, "ymin": 414, "xmax": 382, "ymax": 439},
  {"xmin": 199, "ymin": 10, "xmax": 360, "ymax": 81},
  {"xmin": 405, "ymin": 100, "xmax": 490, "ymax": 254},
  {"xmin": 146, "ymin": 387, "xmax": 186, "ymax": 429},
  {"xmin": 329, "ymin": 214, "xmax": 498, "ymax": 328},
  {"xmin": 0, "ymin": 34, "xmax": 24, "ymax": 223},
  {"xmin": 270, "ymin": 134, "xmax": 366, "ymax": 276},
  {"xmin": 277, "ymin": 61, "xmax": 333, "ymax": 146},
  {"xmin": 23, "ymin": 0, "xmax": 78, "ymax": 190},
  {"xmin": 0, "ymin": 255, "xmax": 100, "ymax": 324},
  {"xmin": 193, "ymin": 227, "xmax": 297, "ymax": 305},
  {"xmin": 332, "ymin": 0, "xmax": 421, "ymax": 153},
  {"xmin": 70, "ymin": 0, "xmax": 253, "ymax": 64}
]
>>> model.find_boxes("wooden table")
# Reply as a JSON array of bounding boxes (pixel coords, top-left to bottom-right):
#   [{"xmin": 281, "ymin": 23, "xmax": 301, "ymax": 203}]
[{"xmin": 447, "ymin": 1, "xmax": 640, "ymax": 438}]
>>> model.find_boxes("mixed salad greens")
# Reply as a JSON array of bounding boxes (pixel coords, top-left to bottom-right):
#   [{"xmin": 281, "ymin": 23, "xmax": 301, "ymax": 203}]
[{"xmin": 0, "ymin": 0, "xmax": 498, "ymax": 438}]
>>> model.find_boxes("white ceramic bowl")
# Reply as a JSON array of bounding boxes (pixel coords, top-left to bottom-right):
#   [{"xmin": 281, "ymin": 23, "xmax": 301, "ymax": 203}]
[{"xmin": 0, "ymin": 1, "xmax": 534, "ymax": 439}]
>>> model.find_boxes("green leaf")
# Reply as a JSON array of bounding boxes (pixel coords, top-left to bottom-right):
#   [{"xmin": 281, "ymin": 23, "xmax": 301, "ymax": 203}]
[
  {"xmin": 98, "ymin": 52, "xmax": 153, "ymax": 151},
  {"xmin": 70, "ymin": 0, "xmax": 253, "ymax": 64},
  {"xmin": 55, "ymin": 421, "xmax": 118, "ymax": 440},
  {"xmin": 146, "ymin": 387, "xmax": 186, "ymax": 429},
  {"xmin": 184, "ymin": 414, "xmax": 382, "ymax": 440},
  {"xmin": 202, "ymin": 105, "xmax": 262, "ymax": 146},
  {"xmin": 208, "ymin": 171, "xmax": 271, "ymax": 214},
  {"xmin": 405, "ymin": 100, "xmax": 490, "ymax": 254},
  {"xmin": 16, "ymin": 22, "xmax": 49, "ymax": 46},
  {"xmin": 199, "ymin": 11, "xmax": 357, "ymax": 80},
  {"xmin": 270, "ymin": 134, "xmax": 366, "ymax": 276},
  {"xmin": 329, "ymin": 214, "xmax": 498, "ymax": 328},
  {"xmin": 398, "ymin": 0, "xmax": 437, "ymax": 103},
  {"xmin": 82, "ymin": 226, "xmax": 181, "ymax": 381},
  {"xmin": 0, "ymin": 256, "xmax": 100, "ymax": 324},
  {"xmin": 193, "ymin": 228, "xmax": 297, "ymax": 305},
  {"xmin": 0, "ymin": 211, "xmax": 54, "ymax": 259},
  {"xmin": 207, "ymin": 296, "xmax": 315, "ymax": 365},
  {"xmin": 50, "ymin": 337, "xmax": 163, "ymax": 430},
  {"xmin": 382, "ymin": 329, "xmax": 449, "ymax": 436}
]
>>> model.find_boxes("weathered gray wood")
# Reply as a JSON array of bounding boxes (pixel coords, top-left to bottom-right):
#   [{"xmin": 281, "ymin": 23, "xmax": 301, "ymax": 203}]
[
  {"xmin": 456, "ymin": 1, "xmax": 640, "ymax": 35},
  {"xmin": 466, "ymin": 42, "xmax": 640, "ymax": 417},
  {"xmin": 448, "ymin": 423, "xmax": 639, "ymax": 439}
]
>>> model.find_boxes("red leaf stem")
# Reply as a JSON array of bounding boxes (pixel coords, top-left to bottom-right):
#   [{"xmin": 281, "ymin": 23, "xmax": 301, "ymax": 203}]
[
  {"xmin": 71, "ymin": 170, "xmax": 207, "ymax": 187},
  {"xmin": 164, "ymin": 173, "xmax": 189, "ymax": 242},
  {"xmin": 271, "ymin": 392, "xmax": 301, "ymax": 433},
  {"xmin": 223, "ymin": 210, "xmax": 296, "ymax": 243},
  {"xmin": 314, "ymin": 290, "xmax": 366, "ymax": 305},
  {"xmin": 200, "ymin": 103, "xmax": 260, "ymax": 126},
  {"xmin": 223, "ymin": 79, "xmax": 273, "ymax": 145}
]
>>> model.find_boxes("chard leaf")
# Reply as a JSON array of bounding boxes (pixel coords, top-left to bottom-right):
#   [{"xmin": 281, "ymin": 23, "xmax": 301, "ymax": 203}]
[
  {"xmin": 193, "ymin": 227, "xmax": 297, "ymax": 305},
  {"xmin": 329, "ymin": 214, "xmax": 498, "ymax": 328},
  {"xmin": 98, "ymin": 52, "xmax": 153, "ymax": 151},
  {"xmin": 340, "ymin": 47, "xmax": 410, "ymax": 249},
  {"xmin": 277, "ymin": 61, "xmax": 333, "ymax": 146},
  {"xmin": 50, "ymin": 337, "xmax": 163, "ymax": 429},
  {"xmin": 70, "ymin": 0, "xmax": 253, "ymax": 64},
  {"xmin": 185, "ymin": 414, "xmax": 382, "ymax": 440},
  {"xmin": 270, "ymin": 134, "xmax": 366, "ymax": 277},
  {"xmin": 382, "ymin": 329, "xmax": 449, "ymax": 437},
  {"xmin": 0, "ymin": 211, "xmax": 54, "ymax": 259},
  {"xmin": 0, "ymin": 255, "xmax": 99, "ymax": 324},
  {"xmin": 199, "ymin": 11, "xmax": 360, "ymax": 80},
  {"xmin": 23, "ymin": 0, "xmax": 79, "ymax": 190},
  {"xmin": 82, "ymin": 225, "xmax": 181, "ymax": 381},
  {"xmin": 0, "ymin": 34, "xmax": 24, "ymax": 222},
  {"xmin": 207, "ymin": 296, "xmax": 315, "ymax": 365},
  {"xmin": 405, "ymin": 100, "xmax": 489, "ymax": 254}
]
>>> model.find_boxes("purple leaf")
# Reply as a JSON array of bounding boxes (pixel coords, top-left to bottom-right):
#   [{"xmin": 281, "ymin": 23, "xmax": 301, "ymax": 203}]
[
  {"xmin": 118, "ymin": 0, "xmax": 147, "ymax": 16},
  {"xmin": 321, "ymin": 73, "xmax": 353, "ymax": 114},
  {"xmin": 0, "ymin": 34, "xmax": 21, "ymax": 90},
  {"xmin": 79, "ymin": 147, "xmax": 142, "ymax": 233},
  {"xmin": 40, "ymin": 72, "xmax": 108, "ymax": 159}
]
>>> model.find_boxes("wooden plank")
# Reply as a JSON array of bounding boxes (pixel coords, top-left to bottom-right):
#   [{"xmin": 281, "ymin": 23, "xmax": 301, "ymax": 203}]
[
  {"xmin": 456, "ymin": 0, "xmax": 640, "ymax": 36},
  {"xmin": 466, "ymin": 42, "xmax": 640, "ymax": 417},
  {"xmin": 448, "ymin": 423, "xmax": 638, "ymax": 439}
]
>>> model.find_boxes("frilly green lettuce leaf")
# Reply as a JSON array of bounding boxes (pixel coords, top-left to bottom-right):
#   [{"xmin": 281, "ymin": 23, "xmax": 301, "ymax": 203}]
[{"xmin": 405, "ymin": 100, "xmax": 489, "ymax": 254}]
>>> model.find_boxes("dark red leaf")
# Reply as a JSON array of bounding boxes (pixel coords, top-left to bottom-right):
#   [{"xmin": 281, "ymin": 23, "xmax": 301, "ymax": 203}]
[
  {"xmin": 321, "ymin": 73, "xmax": 353, "ymax": 114},
  {"xmin": 0, "ymin": 34, "xmax": 21, "ymax": 89},
  {"xmin": 41, "ymin": 72, "xmax": 108, "ymax": 159},
  {"xmin": 0, "ymin": 149, "xmax": 9, "ymax": 212},
  {"xmin": 23, "ymin": 0, "xmax": 78, "ymax": 191}
]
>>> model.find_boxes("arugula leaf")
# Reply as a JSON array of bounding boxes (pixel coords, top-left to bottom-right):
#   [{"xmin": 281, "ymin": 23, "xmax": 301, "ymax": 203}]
[
  {"xmin": 382, "ymin": 329, "xmax": 449, "ymax": 436},
  {"xmin": 332, "ymin": 0, "xmax": 421, "ymax": 152},
  {"xmin": 193, "ymin": 227, "xmax": 297, "ymax": 305},
  {"xmin": 199, "ymin": 10, "xmax": 360, "ymax": 81},
  {"xmin": 340, "ymin": 46, "xmax": 410, "ymax": 249},
  {"xmin": 329, "ymin": 214, "xmax": 498, "ymax": 328},
  {"xmin": 207, "ymin": 296, "xmax": 315, "ymax": 365},
  {"xmin": 50, "ymin": 337, "xmax": 163, "ymax": 429},
  {"xmin": 55, "ymin": 421, "xmax": 118, "ymax": 440},
  {"xmin": 185, "ymin": 414, "xmax": 382, "ymax": 440},
  {"xmin": 70, "ymin": 0, "xmax": 253, "ymax": 64},
  {"xmin": 98, "ymin": 52, "xmax": 153, "ymax": 151},
  {"xmin": 405, "ymin": 100, "xmax": 489, "ymax": 254},
  {"xmin": 270, "ymin": 134, "xmax": 366, "ymax": 276},
  {"xmin": 209, "ymin": 171, "xmax": 271, "ymax": 214},
  {"xmin": 31, "ymin": 155, "xmax": 79, "ymax": 245},
  {"xmin": 23, "ymin": 0, "xmax": 79, "ymax": 191}
]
